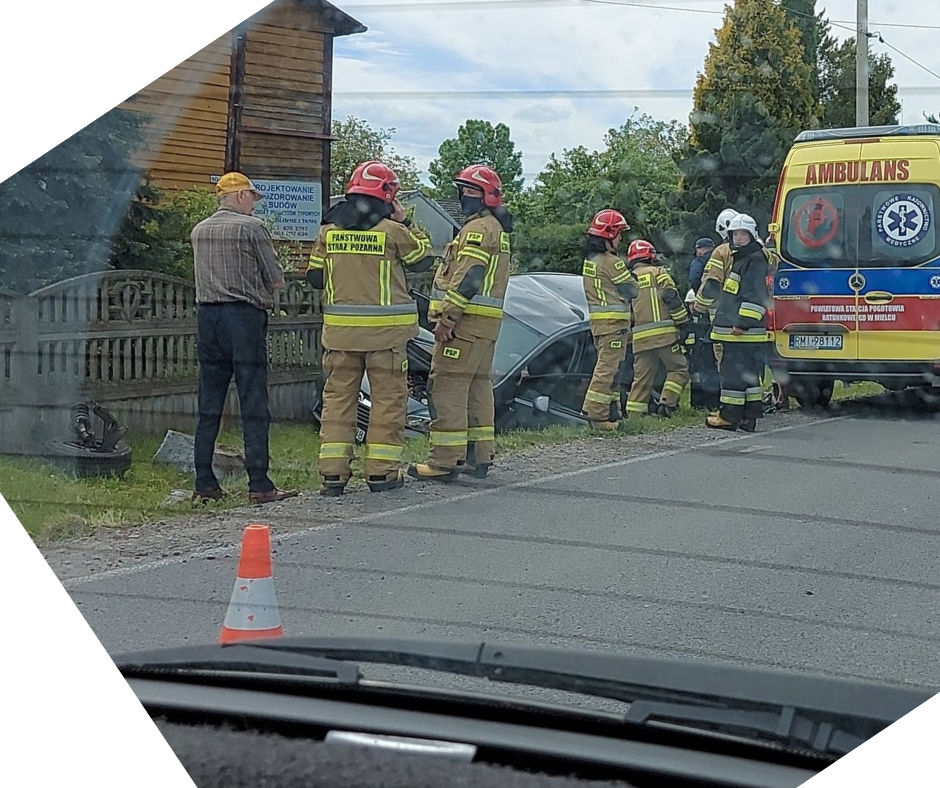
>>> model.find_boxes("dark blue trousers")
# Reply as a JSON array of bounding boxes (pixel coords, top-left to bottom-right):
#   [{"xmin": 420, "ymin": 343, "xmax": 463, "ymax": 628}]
[{"xmin": 194, "ymin": 302, "xmax": 274, "ymax": 494}]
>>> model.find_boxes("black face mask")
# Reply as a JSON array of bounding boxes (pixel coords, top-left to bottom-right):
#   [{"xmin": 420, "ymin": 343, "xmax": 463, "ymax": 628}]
[
  {"xmin": 459, "ymin": 194, "xmax": 485, "ymax": 216},
  {"xmin": 732, "ymin": 236, "xmax": 762, "ymax": 255}
]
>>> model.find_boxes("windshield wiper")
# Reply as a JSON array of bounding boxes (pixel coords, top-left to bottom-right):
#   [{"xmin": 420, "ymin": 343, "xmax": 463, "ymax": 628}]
[
  {"xmin": 114, "ymin": 637, "xmax": 933, "ymax": 758},
  {"xmin": 117, "ymin": 642, "xmax": 360, "ymax": 684}
]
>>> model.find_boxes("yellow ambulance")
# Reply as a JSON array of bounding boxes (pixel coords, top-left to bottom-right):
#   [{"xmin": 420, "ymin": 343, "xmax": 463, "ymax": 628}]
[{"xmin": 768, "ymin": 124, "xmax": 940, "ymax": 407}]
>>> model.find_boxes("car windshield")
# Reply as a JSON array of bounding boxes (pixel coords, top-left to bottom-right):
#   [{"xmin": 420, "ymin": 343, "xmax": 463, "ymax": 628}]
[{"xmin": 5, "ymin": 0, "xmax": 940, "ymax": 782}]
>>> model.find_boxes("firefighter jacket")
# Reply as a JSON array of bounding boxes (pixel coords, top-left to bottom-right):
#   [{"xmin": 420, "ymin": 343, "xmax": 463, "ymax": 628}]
[
  {"xmin": 629, "ymin": 263, "xmax": 689, "ymax": 353},
  {"xmin": 430, "ymin": 211, "xmax": 511, "ymax": 341},
  {"xmin": 582, "ymin": 250, "xmax": 638, "ymax": 336},
  {"xmin": 707, "ymin": 241, "xmax": 771, "ymax": 344},
  {"xmin": 694, "ymin": 242, "xmax": 732, "ymax": 316},
  {"xmin": 307, "ymin": 218, "xmax": 432, "ymax": 352},
  {"xmin": 695, "ymin": 242, "xmax": 776, "ymax": 316}
]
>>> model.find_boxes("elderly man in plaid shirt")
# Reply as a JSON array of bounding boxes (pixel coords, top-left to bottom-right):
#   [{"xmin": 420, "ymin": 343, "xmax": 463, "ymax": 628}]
[{"xmin": 189, "ymin": 172, "xmax": 298, "ymax": 505}]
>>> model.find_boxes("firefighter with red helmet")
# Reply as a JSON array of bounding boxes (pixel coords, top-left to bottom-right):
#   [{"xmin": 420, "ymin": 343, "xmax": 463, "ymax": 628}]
[
  {"xmin": 624, "ymin": 239, "xmax": 690, "ymax": 419},
  {"xmin": 306, "ymin": 161, "xmax": 434, "ymax": 495},
  {"xmin": 408, "ymin": 164, "xmax": 514, "ymax": 481},
  {"xmin": 579, "ymin": 209, "xmax": 638, "ymax": 429}
]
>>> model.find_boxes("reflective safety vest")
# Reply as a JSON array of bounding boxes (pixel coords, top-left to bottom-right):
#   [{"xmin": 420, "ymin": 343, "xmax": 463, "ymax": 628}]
[
  {"xmin": 308, "ymin": 218, "xmax": 431, "ymax": 351},
  {"xmin": 582, "ymin": 250, "xmax": 634, "ymax": 336},
  {"xmin": 430, "ymin": 211, "xmax": 511, "ymax": 341},
  {"xmin": 630, "ymin": 263, "xmax": 688, "ymax": 352}
]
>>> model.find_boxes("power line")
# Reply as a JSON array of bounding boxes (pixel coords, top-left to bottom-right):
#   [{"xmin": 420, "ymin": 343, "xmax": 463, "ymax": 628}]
[
  {"xmin": 870, "ymin": 32, "xmax": 940, "ymax": 82},
  {"xmin": 337, "ymin": 88, "xmax": 694, "ymax": 99},
  {"xmin": 333, "ymin": 86, "xmax": 940, "ymax": 101},
  {"xmin": 342, "ymin": 0, "xmax": 940, "ymax": 31},
  {"xmin": 579, "ymin": 0, "xmax": 721, "ymax": 15}
]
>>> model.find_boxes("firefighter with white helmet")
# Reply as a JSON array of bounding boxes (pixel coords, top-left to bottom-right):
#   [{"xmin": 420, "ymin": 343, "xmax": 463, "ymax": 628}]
[
  {"xmin": 702, "ymin": 213, "xmax": 771, "ymax": 432},
  {"xmin": 578, "ymin": 209, "xmax": 638, "ymax": 429},
  {"xmin": 306, "ymin": 161, "xmax": 434, "ymax": 495},
  {"xmin": 408, "ymin": 164, "xmax": 514, "ymax": 481}
]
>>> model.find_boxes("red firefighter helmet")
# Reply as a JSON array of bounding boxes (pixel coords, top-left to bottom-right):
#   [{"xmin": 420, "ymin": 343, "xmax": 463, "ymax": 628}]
[
  {"xmin": 627, "ymin": 239, "xmax": 657, "ymax": 264},
  {"xmin": 346, "ymin": 161, "xmax": 401, "ymax": 203},
  {"xmin": 454, "ymin": 164, "xmax": 503, "ymax": 207},
  {"xmin": 587, "ymin": 209, "xmax": 630, "ymax": 240}
]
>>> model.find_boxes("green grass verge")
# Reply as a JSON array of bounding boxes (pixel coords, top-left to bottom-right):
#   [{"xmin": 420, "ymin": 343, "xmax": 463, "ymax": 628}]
[
  {"xmin": 832, "ymin": 380, "xmax": 886, "ymax": 401},
  {"xmin": 2, "ymin": 403, "xmax": 711, "ymax": 543}
]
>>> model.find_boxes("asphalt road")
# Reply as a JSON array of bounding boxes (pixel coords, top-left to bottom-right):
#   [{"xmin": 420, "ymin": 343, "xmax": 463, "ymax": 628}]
[{"xmin": 63, "ymin": 401, "xmax": 940, "ymax": 690}]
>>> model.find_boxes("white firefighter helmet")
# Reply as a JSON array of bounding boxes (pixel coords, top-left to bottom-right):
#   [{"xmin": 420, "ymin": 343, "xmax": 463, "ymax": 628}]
[
  {"xmin": 715, "ymin": 208, "xmax": 739, "ymax": 240},
  {"xmin": 727, "ymin": 213, "xmax": 759, "ymax": 242}
]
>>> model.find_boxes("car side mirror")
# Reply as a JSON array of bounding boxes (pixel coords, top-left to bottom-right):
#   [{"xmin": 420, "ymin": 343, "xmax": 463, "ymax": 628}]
[{"xmin": 533, "ymin": 396, "xmax": 550, "ymax": 414}]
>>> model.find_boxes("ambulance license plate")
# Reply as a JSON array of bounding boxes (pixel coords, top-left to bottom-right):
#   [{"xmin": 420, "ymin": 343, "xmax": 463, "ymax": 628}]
[{"xmin": 789, "ymin": 334, "xmax": 843, "ymax": 351}]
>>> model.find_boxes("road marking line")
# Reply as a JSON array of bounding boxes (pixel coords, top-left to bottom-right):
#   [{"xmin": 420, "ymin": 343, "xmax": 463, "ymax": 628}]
[{"xmin": 62, "ymin": 416, "xmax": 841, "ymax": 588}]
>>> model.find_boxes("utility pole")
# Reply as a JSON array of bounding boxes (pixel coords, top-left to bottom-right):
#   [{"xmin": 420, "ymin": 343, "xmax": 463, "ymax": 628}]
[{"xmin": 856, "ymin": 0, "xmax": 869, "ymax": 126}]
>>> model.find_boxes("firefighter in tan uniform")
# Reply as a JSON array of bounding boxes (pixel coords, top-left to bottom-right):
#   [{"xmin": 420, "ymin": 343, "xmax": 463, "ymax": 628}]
[
  {"xmin": 693, "ymin": 209, "xmax": 739, "ymax": 372},
  {"xmin": 408, "ymin": 165, "xmax": 513, "ymax": 482},
  {"xmin": 624, "ymin": 240, "xmax": 690, "ymax": 419},
  {"xmin": 306, "ymin": 161, "xmax": 433, "ymax": 496},
  {"xmin": 579, "ymin": 209, "xmax": 637, "ymax": 429}
]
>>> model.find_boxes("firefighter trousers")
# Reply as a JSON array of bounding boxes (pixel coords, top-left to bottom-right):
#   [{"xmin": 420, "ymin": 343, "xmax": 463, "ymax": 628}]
[
  {"xmin": 318, "ymin": 347, "xmax": 408, "ymax": 483},
  {"xmin": 626, "ymin": 343, "xmax": 689, "ymax": 417},
  {"xmin": 582, "ymin": 331, "xmax": 628, "ymax": 422},
  {"xmin": 427, "ymin": 335, "xmax": 496, "ymax": 470},
  {"xmin": 718, "ymin": 342, "xmax": 765, "ymax": 425}
]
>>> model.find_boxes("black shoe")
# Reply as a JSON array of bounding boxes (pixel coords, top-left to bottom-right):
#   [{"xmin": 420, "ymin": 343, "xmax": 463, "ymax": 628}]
[
  {"xmin": 367, "ymin": 471, "xmax": 405, "ymax": 493},
  {"xmin": 192, "ymin": 487, "xmax": 226, "ymax": 504},
  {"xmin": 459, "ymin": 462, "xmax": 490, "ymax": 479},
  {"xmin": 319, "ymin": 474, "xmax": 347, "ymax": 497},
  {"xmin": 657, "ymin": 404, "xmax": 679, "ymax": 418},
  {"xmin": 739, "ymin": 418, "xmax": 757, "ymax": 433}
]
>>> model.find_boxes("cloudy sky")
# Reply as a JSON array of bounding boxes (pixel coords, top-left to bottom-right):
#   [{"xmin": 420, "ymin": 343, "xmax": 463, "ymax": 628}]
[{"xmin": 330, "ymin": 0, "xmax": 940, "ymax": 186}]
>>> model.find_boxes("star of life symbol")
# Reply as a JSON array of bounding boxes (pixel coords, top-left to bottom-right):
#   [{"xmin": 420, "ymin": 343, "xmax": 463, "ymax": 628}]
[
  {"xmin": 778, "ymin": 277, "xmax": 790, "ymax": 291},
  {"xmin": 877, "ymin": 194, "xmax": 931, "ymax": 248},
  {"xmin": 930, "ymin": 275, "xmax": 940, "ymax": 290}
]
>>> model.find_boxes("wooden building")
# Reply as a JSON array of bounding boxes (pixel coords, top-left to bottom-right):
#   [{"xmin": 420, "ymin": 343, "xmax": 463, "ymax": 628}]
[{"xmin": 118, "ymin": 0, "xmax": 365, "ymax": 214}]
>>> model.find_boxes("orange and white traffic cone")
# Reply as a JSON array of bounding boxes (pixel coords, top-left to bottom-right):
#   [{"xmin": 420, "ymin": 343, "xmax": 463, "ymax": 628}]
[{"xmin": 220, "ymin": 523, "xmax": 284, "ymax": 644}]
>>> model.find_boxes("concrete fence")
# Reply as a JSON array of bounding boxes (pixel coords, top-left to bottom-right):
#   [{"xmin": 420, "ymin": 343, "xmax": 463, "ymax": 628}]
[{"xmin": 0, "ymin": 269, "xmax": 432, "ymax": 454}]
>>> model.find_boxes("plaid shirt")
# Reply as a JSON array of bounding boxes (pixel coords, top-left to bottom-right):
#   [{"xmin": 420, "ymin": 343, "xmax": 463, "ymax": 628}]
[{"xmin": 191, "ymin": 207, "xmax": 284, "ymax": 310}]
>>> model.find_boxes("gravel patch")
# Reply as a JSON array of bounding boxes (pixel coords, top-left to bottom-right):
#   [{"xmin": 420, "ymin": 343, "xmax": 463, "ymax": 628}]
[{"xmin": 41, "ymin": 409, "xmax": 827, "ymax": 582}]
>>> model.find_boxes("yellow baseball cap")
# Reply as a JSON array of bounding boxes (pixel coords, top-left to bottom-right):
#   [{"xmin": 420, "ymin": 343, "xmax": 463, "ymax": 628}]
[{"xmin": 216, "ymin": 172, "xmax": 262, "ymax": 198}]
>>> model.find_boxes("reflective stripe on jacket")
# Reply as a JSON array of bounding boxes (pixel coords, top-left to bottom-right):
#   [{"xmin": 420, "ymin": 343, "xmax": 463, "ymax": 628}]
[
  {"xmin": 429, "ymin": 211, "xmax": 511, "ymax": 341},
  {"xmin": 307, "ymin": 218, "xmax": 431, "ymax": 351},
  {"xmin": 630, "ymin": 264, "xmax": 688, "ymax": 352},
  {"xmin": 582, "ymin": 250, "xmax": 634, "ymax": 336}
]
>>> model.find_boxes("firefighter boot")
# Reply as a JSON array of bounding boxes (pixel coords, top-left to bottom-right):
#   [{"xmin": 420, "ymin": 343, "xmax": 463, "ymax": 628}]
[
  {"xmin": 590, "ymin": 419, "xmax": 621, "ymax": 431},
  {"xmin": 657, "ymin": 403, "xmax": 679, "ymax": 418},
  {"xmin": 705, "ymin": 413, "xmax": 737, "ymax": 431},
  {"xmin": 738, "ymin": 418, "xmax": 757, "ymax": 433},
  {"xmin": 319, "ymin": 474, "xmax": 347, "ymax": 497},
  {"xmin": 368, "ymin": 467, "xmax": 405, "ymax": 493},
  {"xmin": 407, "ymin": 463, "xmax": 460, "ymax": 482},
  {"xmin": 459, "ymin": 442, "xmax": 491, "ymax": 478}
]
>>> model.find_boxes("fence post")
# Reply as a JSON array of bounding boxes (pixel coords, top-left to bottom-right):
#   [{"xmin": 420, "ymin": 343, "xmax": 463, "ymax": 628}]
[{"xmin": 3, "ymin": 296, "xmax": 41, "ymax": 454}]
